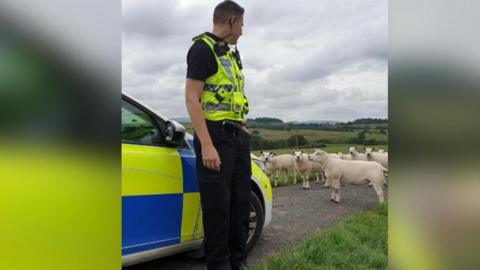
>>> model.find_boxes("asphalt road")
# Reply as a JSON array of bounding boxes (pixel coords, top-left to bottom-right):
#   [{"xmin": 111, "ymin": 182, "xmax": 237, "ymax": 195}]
[{"xmin": 124, "ymin": 182, "xmax": 385, "ymax": 270}]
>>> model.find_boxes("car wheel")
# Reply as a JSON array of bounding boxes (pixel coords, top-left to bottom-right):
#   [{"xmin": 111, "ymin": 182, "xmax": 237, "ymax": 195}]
[{"xmin": 246, "ymin": 190, "xmax": 265, "ymax": 254}]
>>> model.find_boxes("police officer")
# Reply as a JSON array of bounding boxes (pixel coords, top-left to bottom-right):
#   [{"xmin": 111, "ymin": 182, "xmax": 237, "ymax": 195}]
[{"xmin": 185, "ymin": 1, "xmax": 250, "ymax": 270}]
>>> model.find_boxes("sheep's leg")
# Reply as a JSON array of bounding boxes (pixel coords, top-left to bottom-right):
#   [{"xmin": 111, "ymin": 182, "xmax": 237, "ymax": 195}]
[
  {"xmin": 293, "ymin": 168, "xmax": 297, "ymax": 184},
  {"xmin": 283, "ymin": 169, "xmax": 289, "ymax": 185},
  {"xmin": 372, "ymin": 181, "xmax": 385, "ymax": 204},
  {"xmin": 329, "ymin": 179, "xmax": 336, "ymax": 201},
  {"xmin": 301, "ymin": 173, "xmax": 307, "ymax": 189},
  {"xmin": 274, "ymin": 172, "xmax": 279, "ymax": 187},
  {"xmin": 301, "ymin": 172, "xmax": 309, "ymax": 189},
  {"xmin": 323, "ymin": 178, "xmax": 330, "ymax": 188},
  {"xmin": 323, "ymin": 172, "xmax": 330, "ymax": 188},
  {"xmin": 315, "ymin": 173, "xmax": 320, "ymax": 184},
  {"xmin": 323, "ymin": 171, "xmax": 330, "ymax": 188},
  {"xmin": 305, "ymin": 172, "xmax": 311, "ymax": 189},
  {"xmin": 330, "ymin": 178, "xmax": 341, "ymax": 203}
]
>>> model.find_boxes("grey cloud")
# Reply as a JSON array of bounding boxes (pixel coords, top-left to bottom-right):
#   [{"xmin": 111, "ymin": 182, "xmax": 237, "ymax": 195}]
[{"xmin": 123, "ymin": 1, "xmax": 210, "ymax": 40}]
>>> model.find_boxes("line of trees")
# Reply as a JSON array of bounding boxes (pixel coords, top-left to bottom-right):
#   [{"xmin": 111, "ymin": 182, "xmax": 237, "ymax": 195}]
[
  {"xmin": 246, "ymin": 118, "xmax": 388, "ymax": 131},
  {"xmin": 249, "ymin": 131, "xmax": 387, "ymax": 151}
]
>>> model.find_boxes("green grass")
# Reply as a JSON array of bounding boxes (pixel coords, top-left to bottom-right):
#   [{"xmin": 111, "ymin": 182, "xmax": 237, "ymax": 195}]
[{"xmin": 251, "ymin": 204, "xmax": 388, "ymax": 270}]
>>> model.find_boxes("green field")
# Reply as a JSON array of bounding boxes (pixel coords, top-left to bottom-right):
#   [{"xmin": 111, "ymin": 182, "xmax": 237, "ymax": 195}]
[
  {"xmin": 251, "ymin": 128, "xmax": 387, "ymax": 143},
  {"xmin": 251, "ymin": 204, "xmax": 388, "ymax": 270},
  {"xmin": 252, "ymin": 128, "xmax": 356, "ymax": 142}
]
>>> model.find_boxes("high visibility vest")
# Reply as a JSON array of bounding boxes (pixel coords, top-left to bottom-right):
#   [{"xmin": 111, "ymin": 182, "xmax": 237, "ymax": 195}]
[{"xmin": 193, "ymin": 33, "xmax": 249, "ymax": 122}]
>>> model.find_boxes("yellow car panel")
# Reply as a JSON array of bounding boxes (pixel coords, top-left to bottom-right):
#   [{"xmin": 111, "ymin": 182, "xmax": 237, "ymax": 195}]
[{"xmin": 122, "ymin": 144, "xmax": 183, "ymax": 196}]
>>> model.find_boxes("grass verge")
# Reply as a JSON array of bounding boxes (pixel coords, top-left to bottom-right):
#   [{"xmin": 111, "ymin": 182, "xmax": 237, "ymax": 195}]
[{"xmin": 251, "ymin": 204, "xmax": 388, "ymax": 270}]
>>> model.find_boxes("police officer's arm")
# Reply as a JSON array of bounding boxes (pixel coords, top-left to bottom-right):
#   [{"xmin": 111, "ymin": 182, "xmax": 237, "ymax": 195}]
[{"xmin": 185, "ymin": 78, "xmax": 221, "ymax": 171}]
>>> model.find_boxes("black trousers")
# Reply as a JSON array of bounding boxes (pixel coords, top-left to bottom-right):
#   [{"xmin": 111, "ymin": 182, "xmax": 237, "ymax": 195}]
[{"xmin": 193, "ymin": 120, "xmax": 252, "ymax": 270}]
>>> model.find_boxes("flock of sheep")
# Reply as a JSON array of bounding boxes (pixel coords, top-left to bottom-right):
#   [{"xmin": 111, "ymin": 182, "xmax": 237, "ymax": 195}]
[{"xmin": 257, "ymin": 147, "xmax": 388, "ymax": 204}]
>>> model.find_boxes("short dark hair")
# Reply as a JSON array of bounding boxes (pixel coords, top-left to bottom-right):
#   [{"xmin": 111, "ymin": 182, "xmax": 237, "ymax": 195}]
[{"xmin": 213, "ymin": 0, "xmax": 244, "ymax": 25}]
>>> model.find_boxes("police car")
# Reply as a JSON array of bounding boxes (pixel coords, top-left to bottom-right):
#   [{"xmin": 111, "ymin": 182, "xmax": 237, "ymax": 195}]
[{"xmin": 122, "ymin": 94, "xmax": 272, "ymax": 266}]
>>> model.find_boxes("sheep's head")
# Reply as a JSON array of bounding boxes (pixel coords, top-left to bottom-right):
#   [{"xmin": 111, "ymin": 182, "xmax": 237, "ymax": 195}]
[
  {"xmin": 260, "ymin": 151, "xmax": 274, "ymax": 163},
  {"xmin": 365, "ymin": 148, "xmax": 373, "ymax": 159},
  {"xmin": 349, "ymin": 146, "xmax": 357, "ymax": 156},
  {"xmin": 293, "ymin": 150, "xmax": 304, "ymax": 161},
  {"xmin": 309, "ymin": 149, "xmax": 328, "ymax": 164}
]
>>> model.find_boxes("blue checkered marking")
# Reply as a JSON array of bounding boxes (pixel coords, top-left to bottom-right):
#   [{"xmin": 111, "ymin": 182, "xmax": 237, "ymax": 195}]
[
  {"xmin": 122, "ymin": 194, "xmax": 183, "ymax": 255},
  {"xmin": 204, "ymin": 84, "xmax": 234, "ymax": 92},
  {"xmin": 178, "ymin": 149, "xmax": 198, "ymax": 193}
]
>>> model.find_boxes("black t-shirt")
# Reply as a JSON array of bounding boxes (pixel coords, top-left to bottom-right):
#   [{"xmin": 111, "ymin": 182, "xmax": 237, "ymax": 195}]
[{"xmin": 186, "ymin": 32, "xmax": 242, "ymax": 81}]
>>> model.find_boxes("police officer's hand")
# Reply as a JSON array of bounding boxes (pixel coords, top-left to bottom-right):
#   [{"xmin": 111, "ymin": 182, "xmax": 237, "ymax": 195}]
[{"xmin": 202, "ymin": 143, "xmax": 221, "ymax": 171}]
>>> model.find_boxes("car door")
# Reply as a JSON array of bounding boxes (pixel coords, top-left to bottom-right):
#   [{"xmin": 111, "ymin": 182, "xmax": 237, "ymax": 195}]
[
  {"xmin": 121, "ymin": 98, "xmax": 201, "ymax": 256},
  {"xmin": 177, "ymin": 146, "xmax": 203, "ymax": 244}
]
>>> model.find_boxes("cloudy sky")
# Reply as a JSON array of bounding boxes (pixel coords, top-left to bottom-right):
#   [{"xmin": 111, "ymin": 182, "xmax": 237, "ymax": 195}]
[{"xmin": 122, "ymin": 0, "xmax": 387, "ymax": 122}]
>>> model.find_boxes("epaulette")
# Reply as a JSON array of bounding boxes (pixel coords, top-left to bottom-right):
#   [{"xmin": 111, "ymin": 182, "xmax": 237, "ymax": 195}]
[{"xmin": 192, "ymin": 32, "xmax": 207, "ymax": 42}]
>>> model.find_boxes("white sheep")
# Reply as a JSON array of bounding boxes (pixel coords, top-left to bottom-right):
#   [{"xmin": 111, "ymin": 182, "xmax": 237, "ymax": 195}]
[
  {"xmin": 259, "ymin": 151, "xmax": 297, "ymax": 187},
  {"xmin": 328, "ymin": 153, "xmax": 340, "ymax": 159},
  {"xmin": 293, "ymin": 151, "xmax": 313, "ymax": 189},
  {"xmin": 309, "ymin": 149, "xmax": 388, "ymax": 204},
  {"xmin": 313, "ymin": 153, "xmax": 340, "ymax": 187},
  {"xmin": 337, "ymin": 152, "xmax": 353, "ymax": 160},
  {"xmin": 349, "ymin": 146, "xmax": 368, "ymax": 160},
  {"xmin": 365, "ymin": 148, "xmax": 389, "ymax": 168}
]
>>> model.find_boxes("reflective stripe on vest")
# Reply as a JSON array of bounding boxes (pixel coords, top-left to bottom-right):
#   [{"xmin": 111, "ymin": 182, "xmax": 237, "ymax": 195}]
[
  {"xmin": 202, "ymin": 102, "xmax": 231, "ymax": 111},
  {"xmin": 202, "ymin": 102, "xmax": 243, "ymax": 113},
  {"xmin": 219, "ymin": 56, "xmax": 234, "ymax": 83}
]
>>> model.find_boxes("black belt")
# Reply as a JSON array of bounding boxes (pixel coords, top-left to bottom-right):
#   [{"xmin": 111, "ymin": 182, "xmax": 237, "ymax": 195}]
[
  {"xmin": 205, "ymin": 120, "xmax": 245, "ymax": 132},
  {"xmin": 222, "ymin": 120, "xmax": 243, "ymax": 130}
]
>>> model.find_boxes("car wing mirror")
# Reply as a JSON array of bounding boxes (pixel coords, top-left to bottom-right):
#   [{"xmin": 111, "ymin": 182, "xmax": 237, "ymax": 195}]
[{"xmin": 164, "ymin": 120, "xmax": 186, "ymax": 146}]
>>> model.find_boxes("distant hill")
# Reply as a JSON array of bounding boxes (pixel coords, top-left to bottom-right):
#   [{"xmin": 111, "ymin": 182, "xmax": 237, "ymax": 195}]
[
  {"xmin": 247, "ymin": 117, "xmax": 284, "ymax": 123},
  {"xmin": 289, "ymin": 120, "xmax": 339, "ymax": 125},
  {"xmin": 348, "ymin": 118, "xmax": 388, "ymax": 124}
]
